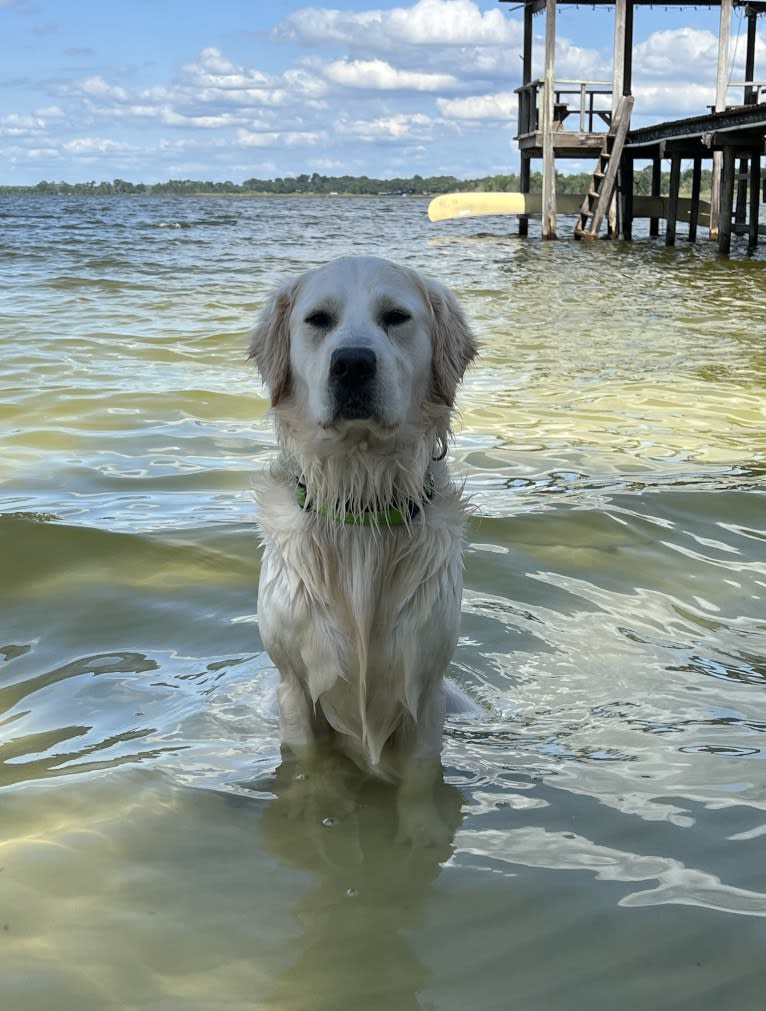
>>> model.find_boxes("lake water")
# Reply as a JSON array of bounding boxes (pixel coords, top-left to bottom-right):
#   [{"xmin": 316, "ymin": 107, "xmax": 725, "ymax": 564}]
[{"xmin": 1, "ymin": 194, "xmax": 765, "ymax": 1010}]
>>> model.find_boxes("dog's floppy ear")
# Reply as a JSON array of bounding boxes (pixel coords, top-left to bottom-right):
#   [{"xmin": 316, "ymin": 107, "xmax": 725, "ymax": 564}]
[
  {"xmin": 422, "ymin": 278, "xmax": 478, "ymax": 407},
  {"xmin": 248, "ymin": 281, "xmax": 297, "ymax": 406}
]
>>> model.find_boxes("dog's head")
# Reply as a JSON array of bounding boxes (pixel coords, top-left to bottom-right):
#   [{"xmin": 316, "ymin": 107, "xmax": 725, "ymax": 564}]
[{"xmin": 249, "ymin": 256, "xmax": 477, "ymax": 448}]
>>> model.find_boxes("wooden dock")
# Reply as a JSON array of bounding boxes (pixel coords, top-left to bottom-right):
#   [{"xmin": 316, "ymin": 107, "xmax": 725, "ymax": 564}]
[
  {"xmin": 624, "ymin": 103, "xmax": 766, "ymax": 252},
  {"xmin": 447, "ymin": 1, "xmax": 766, "ymax": 254}
]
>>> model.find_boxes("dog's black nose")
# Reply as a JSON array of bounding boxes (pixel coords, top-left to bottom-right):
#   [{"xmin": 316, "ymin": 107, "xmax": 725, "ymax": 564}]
[
  {"xmin": 329, "ymin": 346, "xmax": 378, "ymax": 420},
  {"xmin": 330, "ymin": 346, "xmax": 377, "ymax": 384}
]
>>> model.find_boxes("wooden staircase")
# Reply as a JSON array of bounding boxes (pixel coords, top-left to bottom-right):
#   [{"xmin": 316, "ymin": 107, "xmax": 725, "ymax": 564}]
[{"xmin": 574, "ymin": 95, "xmax": 634, "ymax": 239}]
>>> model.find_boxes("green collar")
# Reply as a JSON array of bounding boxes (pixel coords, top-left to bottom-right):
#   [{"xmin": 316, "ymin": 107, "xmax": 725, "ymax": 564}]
[{"xmin": 295, "ymin": 481, "xmax": 425, "ymax": 527}]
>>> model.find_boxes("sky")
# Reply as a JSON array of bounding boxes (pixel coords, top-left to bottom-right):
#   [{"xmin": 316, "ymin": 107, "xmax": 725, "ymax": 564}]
[{"xmin": 1, "ymin": 0, "xmax": 762, "ymax": 185}]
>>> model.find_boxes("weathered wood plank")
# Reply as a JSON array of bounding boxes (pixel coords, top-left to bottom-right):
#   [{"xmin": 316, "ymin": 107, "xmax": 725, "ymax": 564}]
[
  {"xmin": 541, "ymin": 0, "xmax": 558, "ymax": 239},
  {"xmin": 666, "ymin": 151, "xmax": 682, "ymax": 246},
  {"xmin": 748, "ymin": 151, "xmax": 760, "ymax": 250},
  {"xmin": 689, "ymin": 158, "xmax": 702, "ymax": 242},
  {"xmin": 718, "ymin": 145, "xmax": 736, "ymax": 254}
]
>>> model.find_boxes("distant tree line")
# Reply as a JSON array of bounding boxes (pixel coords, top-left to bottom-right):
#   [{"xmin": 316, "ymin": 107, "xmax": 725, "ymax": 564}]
[{"xmin": 0, "ymin": 166, "xmax": 712, "ymax": 198}]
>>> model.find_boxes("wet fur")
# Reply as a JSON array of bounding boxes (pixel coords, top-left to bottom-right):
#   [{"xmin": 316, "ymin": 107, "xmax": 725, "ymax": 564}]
[{"xmin": 249, "ymin": 256, "xmax": 477, "ymax": 839}]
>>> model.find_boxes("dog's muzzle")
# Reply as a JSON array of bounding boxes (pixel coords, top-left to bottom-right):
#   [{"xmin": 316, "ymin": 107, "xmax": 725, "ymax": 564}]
[{"xmin": 329, "ymin": 346, "xmax": 378, "ymax": 420}]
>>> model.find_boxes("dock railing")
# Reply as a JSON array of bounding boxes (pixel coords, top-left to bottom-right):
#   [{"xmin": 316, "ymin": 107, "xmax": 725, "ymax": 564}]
[
  {"xmin": 707, "ymin": 82, "xmax": 766, "ymax": 112},
  {"xmin": 515, "ymin": 79, "xmax": 613, "ymax": 136},
  {"xmin": 730, "ymin": 81, "xmax": 766, "ymax": 105}
]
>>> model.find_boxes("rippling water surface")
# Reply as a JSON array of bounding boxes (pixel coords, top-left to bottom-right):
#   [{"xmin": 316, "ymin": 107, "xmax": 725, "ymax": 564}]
[{"xmin": 2, "ymin": 194, "xmax": 766, "ymax": 1010}]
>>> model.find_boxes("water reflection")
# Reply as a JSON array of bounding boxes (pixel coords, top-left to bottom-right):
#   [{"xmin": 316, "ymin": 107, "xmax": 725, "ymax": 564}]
[
  {"xmin": 0, "ymin": 651, "xmax": 186, "ymax": 789},
  {"xmin": 456, "ymin": 818, "xmax": 766, "ymax": 917},
  {"xmin": 255, "ymin": 759, "xmax": 463, "ymax": 1010}
]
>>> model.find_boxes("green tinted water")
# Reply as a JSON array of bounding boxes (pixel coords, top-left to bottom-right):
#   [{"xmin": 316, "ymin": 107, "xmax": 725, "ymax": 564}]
[{"xmin": 1, "ymin": 195, "xmax": 765, "ymax": 1009}]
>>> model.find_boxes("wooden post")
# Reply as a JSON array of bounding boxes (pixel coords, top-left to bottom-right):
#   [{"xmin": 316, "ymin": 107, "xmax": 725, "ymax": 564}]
[
  {"xmin": 606, "ymin": 0, "xmax": 629, "ymax": 239},
  {"xmin": 519, "ymin": 0, "xmax": 533, "ymax": 132},
  {"xmin": 666, "ymin": 150, "xmax": 682, "ymax": 246},
  {"xmin": 612, "ymin": 0, "xmax": 627, "ymax": 111},
  {"xmin": 610, "ymin": 182, "xmax": 620, "ymax": 239},
  {"xmin": 748, "ymin": 149, "xmax": 760, "ymax": 251},
  {"xmin": 710, "ymin": 150, "xmax": 724, "ymax": 241},
  {"xmin": 688, "ymin": 156, "xmax": 702, "ymax": 242},
  {"xmin": 745, "ymin": 10, "xmax": 757, "ymax": 104},
  {"xmin": 518, "ymin": 1, "xmax": 534, "ymax": 238},
  {"xmin": 649, "ymin": 154, "xmax": 661, "ymax": 238},
  {"xmin": 623, "ymin": 1, "xmax": 634, "ymax": 98},
  {"xmin": 735, "ymin": 156, "xmax": 749, "ymax": 232},
  {"xmin": 541, "ymin": 0, "xmax": 557, "ymax": 240},
  {"xmin": 622, "ymin": 154, "xmax": 634, "ymax": 240},
  {"xmin": 710, "ymin": 0, "xmax": 733, "ymax": 240},
  {"xmin": 522, "ymin": 2, "xmax": 533, "ymax": 87},
  {"xmin": 714, "ymin": 3, "xmax": 732, "ymax": 128},
  {"xmin": 718, "ymin": 144, "xmax": 736, "ymax": 255},
  {"xmin": 519, "ymin": 156, "xmax": 530, "ymax": 237}
]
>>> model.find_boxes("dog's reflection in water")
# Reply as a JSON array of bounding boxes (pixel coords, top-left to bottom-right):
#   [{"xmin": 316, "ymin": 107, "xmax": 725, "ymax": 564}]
[{"xmin": 252, "ymin": 752, "xmax": 464, "ymax": 1010}]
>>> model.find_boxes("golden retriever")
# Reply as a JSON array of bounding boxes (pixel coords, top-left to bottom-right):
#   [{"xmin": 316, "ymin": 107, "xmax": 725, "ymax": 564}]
[{"xmin": 249, "ymin": 255, "xmax": 477, "ymax": 843}]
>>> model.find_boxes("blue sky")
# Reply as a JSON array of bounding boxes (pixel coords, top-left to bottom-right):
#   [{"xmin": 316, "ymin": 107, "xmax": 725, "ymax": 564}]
[{"xmin": 0, "ymin": 0, "xmax": 757, "ymax": 184}]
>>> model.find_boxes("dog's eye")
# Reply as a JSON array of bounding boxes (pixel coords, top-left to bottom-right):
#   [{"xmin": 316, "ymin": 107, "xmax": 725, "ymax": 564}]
[
  {"xmin": 305, "ymin": 310, "xmax": 333, "ymax": 329},
  {"xmin": 381, "ymin": 309, "xmax": 411, "ymax": 329}
]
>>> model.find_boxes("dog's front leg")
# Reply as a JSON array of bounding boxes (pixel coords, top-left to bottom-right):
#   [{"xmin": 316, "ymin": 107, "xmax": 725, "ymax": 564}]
[
  {"xmin": 276, "ymin": 673, "xmax": 359, "ymax": 825},
  {"xmin": 395, "ymin": 687, "xmax": 454, "ymax": 848},
  {"xmin": 397, "ymin": 756, "xmax": 449, "ymax": 848},
  {"xmin": 277, "ymin": 670, "xmax": 323, "ymax": 753},
  {"xmin": 275, "ymin": 672, "xmax": 325, "ymax": 813}
]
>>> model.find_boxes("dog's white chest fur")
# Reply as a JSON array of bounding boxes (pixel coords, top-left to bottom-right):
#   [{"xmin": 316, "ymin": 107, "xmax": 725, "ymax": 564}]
[{"xmin": 257, "ymin": 470, "xmax": 467, "ymax": 769}]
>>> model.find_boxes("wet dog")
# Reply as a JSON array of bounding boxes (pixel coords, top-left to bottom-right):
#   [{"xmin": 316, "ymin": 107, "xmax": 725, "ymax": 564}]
[{"xmin": 250, "ymin": 256, "xmax": 477, "ymax": 843}]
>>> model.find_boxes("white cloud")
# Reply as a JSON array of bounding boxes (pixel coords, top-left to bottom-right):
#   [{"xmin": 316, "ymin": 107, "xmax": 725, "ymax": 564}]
[
  {"xmin": 0, "ymin": 113, "xmax": 49, "ymax": 136},
  {"xmin": 271, "ymin": 6, "xmax": 384, "ymax": 47},
  {"xmin": 553, "ymin": 39, "xmax": 609, "ymax": 81},
  {"xmin": 159, "ymin": 109, "xmax": 241, "ymax": 128},
  {"xmin": 75, "ymin": 76, "xmax": 130, "ymax": 101},
  {"xmin": 633, "ymin": 28, "xmax": 719, "ymax": 81},
  {"xmin": 438, "ymin": 90, "xmax": 517, "ymax": 120},
  {"xmin": 236, "ymin": 128, "xmax": 321, "ymax": 148},
  {"xmin": 373, "ymin": 0, "xmax": 514, "ymax": 46},
  {"xmin": 182, "ymin": 47, "xmax": 271, "ymax": 91},
  {"xmin": 283, "ymin": 68, "xmax": 330, "ymax": 102},
  {"xmin": 325, "ymin": 58, "xmax": 457, "ymax": 91},
  {"xmin": 156, "ymin": 137, "xmax": 228, "ymax": 155},
  {"xmin": 632, "ymin": 82, "xmax": 718, "ymax": 118},
  {"xmin": 63, "ymin": 137, "xmax": 134, "ymax": 154},
  {"xmin": 273, "ymin": 0, "xmax": 518, "ymax": 49},
  {"xmin": 24, "ymin": 146, "xmax": 59, "ymax": 160},
  {"xmin": 170, "ymin": 51, "xmax": 289, "ymax": 108},
  {"xmin": 313, "ymin": 157, "xmax": 349, "ymax": 171},
  {"xmin": 54, "ymin": 47, "xmax": 330, "ymax": 144},
  {"xmin": 341, "ymin": 112, "xmax": 434, "ymax": 142}
]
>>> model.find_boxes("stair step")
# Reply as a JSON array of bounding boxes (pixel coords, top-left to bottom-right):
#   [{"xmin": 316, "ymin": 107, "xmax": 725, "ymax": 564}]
[{"xmin": 573, "ymin": 93, "xmax": 634, "ymax": 239}]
